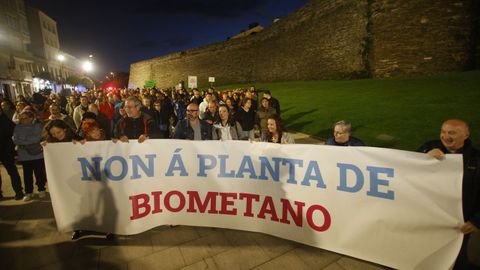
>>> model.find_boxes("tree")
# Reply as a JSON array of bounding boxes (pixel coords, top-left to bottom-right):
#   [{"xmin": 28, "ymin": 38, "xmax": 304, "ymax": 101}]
[
  {"xmin": 80, "ymin": 76, "xmax": 94, "ymax": 89},
  {"xmin": 65, "ymin": 75, "xmax": 81, "ymax": 86}
]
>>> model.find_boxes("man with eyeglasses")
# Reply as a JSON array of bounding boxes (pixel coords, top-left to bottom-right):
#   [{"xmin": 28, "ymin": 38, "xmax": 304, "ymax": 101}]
[
  {"xmin": 113, "ymin": 96, "xmax": 160, "ymax": 143},
  {"xmin": 325, "ymin": 120, "xmax": 364, "ymax": 146},
  {"xmin": 173, "ymin": 103, "xmax": 212, "ymax": 140}
]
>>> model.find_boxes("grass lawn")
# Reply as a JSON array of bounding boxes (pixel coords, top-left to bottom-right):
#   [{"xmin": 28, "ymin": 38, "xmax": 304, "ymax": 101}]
[{"xmin": 217, "ymin": 70, "xmax": 480, "ymax": 151}]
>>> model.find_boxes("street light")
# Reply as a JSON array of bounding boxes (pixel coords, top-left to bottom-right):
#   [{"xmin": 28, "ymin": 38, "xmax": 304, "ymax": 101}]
[
  {"xmin": 82, "ymin": 61, "xmax": 93, "ymax": 72},
  {"xmin": 57, "ymin": 54, "xmax": 65, "ymax": 93},
  {"xmin": 82, "ymin": 59, "xmax": 94, "ymax": 90}
]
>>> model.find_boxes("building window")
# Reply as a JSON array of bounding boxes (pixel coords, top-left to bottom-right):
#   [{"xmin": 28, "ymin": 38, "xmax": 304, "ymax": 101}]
[{"xmin": 7, "ymin": 14, "xmax": 18, "ymax": 30}]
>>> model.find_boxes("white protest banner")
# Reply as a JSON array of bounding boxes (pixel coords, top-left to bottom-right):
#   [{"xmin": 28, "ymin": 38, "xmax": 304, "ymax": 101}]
[
  {"xmin": 187, "ymin": 76, "xmax": 197, "ymax": 88},
  {"xmin": 208, "ymin": 77, "xmax": 215, "ymax": 83},
  {"xmin": 44, "ymin": 140, "xmax": 464, "ymax": 269}
]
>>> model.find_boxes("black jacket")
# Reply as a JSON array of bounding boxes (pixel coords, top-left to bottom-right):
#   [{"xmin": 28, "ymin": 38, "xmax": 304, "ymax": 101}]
[
  {"xmin": 114, "ymin": 113, "xmax": 160, "ymax": 139},
  {"xmin": 173, "ymin": 119, "xmax": 212, "ymax": 140},
  {"xmin": 418, "ymin": 139, "xmax": 480, "ymax": 227},
  {"xmin": 0, "ymin": 112, "xmax": 16, "ymax": 158}
]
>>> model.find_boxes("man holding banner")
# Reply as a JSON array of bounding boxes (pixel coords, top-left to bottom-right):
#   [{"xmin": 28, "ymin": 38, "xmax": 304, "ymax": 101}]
[{"xmin": 419, "ymin": 119, "xmax": 480, "ymax": 269}]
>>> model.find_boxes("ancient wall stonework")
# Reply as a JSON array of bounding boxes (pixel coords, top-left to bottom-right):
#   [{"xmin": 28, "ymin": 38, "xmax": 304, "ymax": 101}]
[
  {"xmin": 129, "ymin": 0, "xmax": 479, "ymax": 89},
  {"xmin": 370, "ymin": 0, "xmax": 478, "ymax": 77}
]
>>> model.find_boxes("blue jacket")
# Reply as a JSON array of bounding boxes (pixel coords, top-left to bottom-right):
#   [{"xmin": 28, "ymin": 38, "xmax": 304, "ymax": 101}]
[{"xmin": 12, "ymin": 122, "xmax": 44, "ymax": 161}]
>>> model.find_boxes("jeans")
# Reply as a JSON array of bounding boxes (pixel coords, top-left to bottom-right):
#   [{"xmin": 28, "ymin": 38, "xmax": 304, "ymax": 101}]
[{"xmin": 22, "ymin": 159, "xmax": 47, "ymax": 194}]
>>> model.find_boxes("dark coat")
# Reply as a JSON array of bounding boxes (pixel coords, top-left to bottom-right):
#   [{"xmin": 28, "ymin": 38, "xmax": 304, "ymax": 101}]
[
  {"xmin": 325, "ymin": 136, "xmax": 365, "ymax": 146},
  {"xmin": 173, "ymin": 119, "xmax": 212, "ymax": 140},
  {"xmin": 418, "ymin": 139, "xmax": 480, "ymax": 227},
  {"xmin": 114, "ymin": 113, "xmax": 160, "ymax": 139},
  {"xmin": 0, "ymin": 112, "xmax": 16, "ymax": 158}
]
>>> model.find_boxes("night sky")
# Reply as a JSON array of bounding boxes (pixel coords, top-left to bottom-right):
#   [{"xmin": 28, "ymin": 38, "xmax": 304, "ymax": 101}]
[{"xmin": 25, "ymin": 0, "xmax": 309, "ymax": 79}]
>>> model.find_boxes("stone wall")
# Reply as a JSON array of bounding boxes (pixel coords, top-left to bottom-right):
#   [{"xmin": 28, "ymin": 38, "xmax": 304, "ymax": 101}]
[
  {"xmin": 370, "ymin": 0, "xmax": 478, "ymax": 77},
  {"xmin": 129, "ymin": 0, "xmax": 479, "ymax": 89}
]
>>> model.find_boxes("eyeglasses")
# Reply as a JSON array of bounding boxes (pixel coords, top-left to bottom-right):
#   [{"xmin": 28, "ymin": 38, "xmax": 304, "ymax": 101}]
[{"xmin": 186, "ymin": 110, "xmax": 198, "ymax": 113}]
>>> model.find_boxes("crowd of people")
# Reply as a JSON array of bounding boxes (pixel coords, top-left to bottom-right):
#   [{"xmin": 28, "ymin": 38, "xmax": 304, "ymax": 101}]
[
  {"xmin": 0, "ymin": 85, "xmax": 289, "ymax": 202},
  {"xmin": 0, "ymin": 85, "xmax": 479, "ymax": 268}
]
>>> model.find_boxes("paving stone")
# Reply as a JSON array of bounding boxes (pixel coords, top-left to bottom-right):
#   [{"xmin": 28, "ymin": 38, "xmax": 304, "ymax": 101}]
[
  {"xmin": 253, "ymin": 249, "xmax": 311, "ymax": 270},
  {"xmin": 222, "ymin": 229, "xmax": 258, "ymax": 246},
  {"xmin": 323, "ymin": 262, "xmax": 347, "ymax": 270},
  {"xmin": 292, "ymin": 245, "xmax": 341, "ymax": 269},
  {"xmin": 194, "ymin": 226, "xmax": 222, "ymax": 237},
  {"xmin": 151, "ymin": 225, "xmax": 200, "ymax": 252},
  {"xmin": 98, "ymin": 234, "xmax": 154, "ymax": 267},
  {"xmin": 251, "ymin": 233, "xmax": 298, "ymax": 258},
  {"xmin": 337, "ymin": 257, "xmax": 387, "ymax": 270},
  {"xmin": 180, "ymin": 258, "xmax": 219, "ymax": 270},
  {"xmin": 128, "ymin": 246, "xmax": 186, "ymax": 270},
  {"xmin": 35, "ymin": 245, "xmax": 100, "ymax": 270},
  {"xmin": 212, "ymin": 244, "xmax": 272, "ymax": 270},
  {"xmin": 179, "ymin": 232, "xmax": 231, "ymax": 265}
]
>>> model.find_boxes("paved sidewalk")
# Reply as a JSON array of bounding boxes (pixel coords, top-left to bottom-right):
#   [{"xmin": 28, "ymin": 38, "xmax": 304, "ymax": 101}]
[{"xmin": 1, "ymin": 134, "xmax": 478, "ymax": 269}]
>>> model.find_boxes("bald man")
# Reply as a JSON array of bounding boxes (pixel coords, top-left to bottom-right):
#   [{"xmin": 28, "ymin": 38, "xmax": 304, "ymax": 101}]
[
  {"xmin": 173, "ymin": 103, "xmax": 212, "ymax": 140},
  {"xmin": 419, "ymin": 119, "xmax": 480, "ymax": 269}
]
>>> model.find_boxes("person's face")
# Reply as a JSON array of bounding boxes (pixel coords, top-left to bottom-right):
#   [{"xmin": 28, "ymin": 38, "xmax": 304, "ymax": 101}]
[
  {"xmin": 80, "ymin": 97, "xmax": 89, "ymax": 106},
  {"xmin": 219, "ymin": 107, "xmax": 229, "ymax": 120},
  {"xmin": 49, "ymin": 105, "xmax": 60, "ymax": 115},
  {"xmin": 69, "ymin": 96, "xmax": 76, "ymax": 103},
  {"xmin": 88, "ymin": 128, "xmax": 102, "ymax": 140},
  {"xmin": 88, "ymin": 104, "xmax": 99, "ymax": 114},
  {"xmin": 143, "ymin": 99, "xmax": 151, "ymax": 107},
  {"xmin": 226, "ymin": 99, "xmax": 232, "ymax": 107},
  {"xmin": 124, "ymin": 100, "xmax": 140, "ymax": 118},
  {"xmin": 119, "ymin": 107, "xmax": 126, "ymax": 117},
  {"xmin": 334, "ymin": 125, "xmax": 350, "ymax": 144},
  {"xmin": 50, "ymin": 126, "xmax": 66, "ymax": 141},
  {"xmin": 186, "ymin": 104, "xmax": 199, "ymax": 121},
  {"xmin": 1, "ymin": 102, "xmax": 9, "ymax": 111},
  {"xmin": 244, "ymin": 100, "xmax": 252, "ymax": 109},
  {"xmin": 267, "ymin": 119, "xmax": 277, "ymax": 133},
  {"xmin": 205, "ymin": 94, "xmax": 212, "ymax": 102},
  {"xmin": 208, "ymin": 103, "xmax": 217, "ymax": 113},
  {"xmin": 261, "ymin": 99, "xmax": 269, "ymax": 108},
  {"xmin": 154, "ymin": 103, "xmax": 161, "ymax": 112},
  {"xmin": 440, "ymin": 121, "xmax": 469, "ymax": 151},
  {"xmin": 16, "ymin": 103, "xmax": 25, "ymax": 112}
]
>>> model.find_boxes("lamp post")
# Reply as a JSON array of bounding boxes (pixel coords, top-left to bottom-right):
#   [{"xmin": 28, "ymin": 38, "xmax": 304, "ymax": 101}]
[
  {"xmin": 82, "ymin": 59, "xmax": 94, "ymax": 90},
  {"xmin": 57, "ymin": 54, "xmax": 65, "ymax": 93}
]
